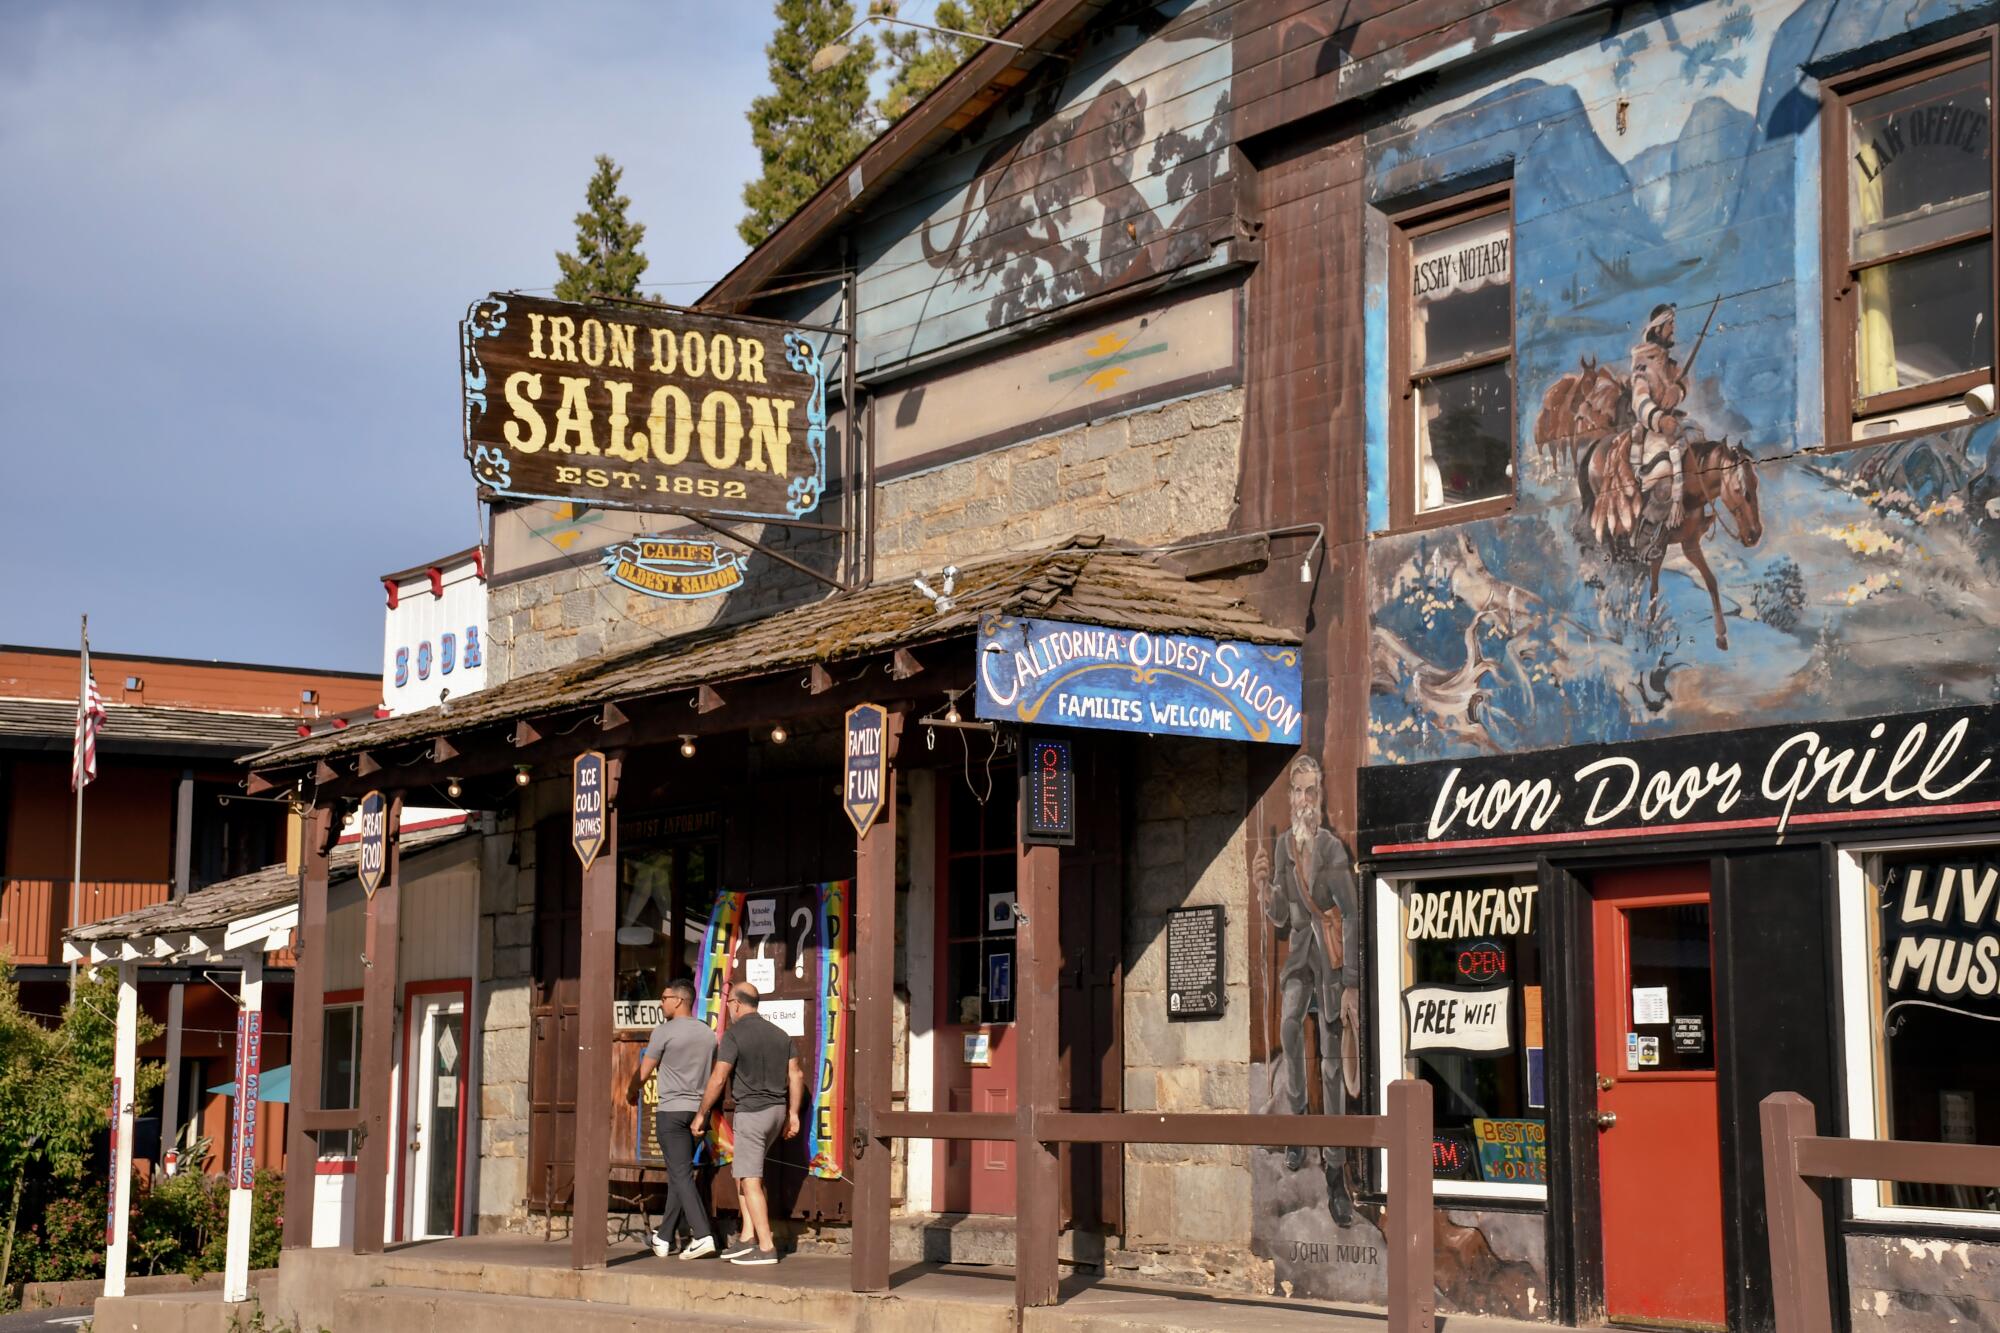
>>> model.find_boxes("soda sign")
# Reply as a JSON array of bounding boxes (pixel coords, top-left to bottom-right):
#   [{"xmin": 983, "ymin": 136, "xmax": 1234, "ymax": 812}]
[{"xmin": 573, "ymin": 751, "xmax": 608, "ymax": 869}]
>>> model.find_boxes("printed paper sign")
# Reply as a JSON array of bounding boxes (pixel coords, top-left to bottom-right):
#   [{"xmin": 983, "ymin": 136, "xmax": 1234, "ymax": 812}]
[
  {"xmin": 747, "ymin": 898, "xmax": 777, "ymax": 935},
  {"xmin": 615, "ymin": 999, "xmax": 664, "ymax": 1030},
  {"xmin": 1403, "ymin": 983, "xmax": 1512, "ymax": 1056},
  {"xmin": 763, "ymin": 998, "xmax": 807, "ymax": 1038},
  {"xmin": 1632, "ymin": 986, "xmax": 1669, "ymax": 1026},
  {"xmin": 747, "ymin": 958, "xmax": 776, "ymax": 995},
  {"xmin": 1671, "ymin": 1015, "xmax": 1707, "ymax": 1054},
  {"xmin": 1638, "ymin": 1036, "xmax": 1661, "ymax": 1068}
]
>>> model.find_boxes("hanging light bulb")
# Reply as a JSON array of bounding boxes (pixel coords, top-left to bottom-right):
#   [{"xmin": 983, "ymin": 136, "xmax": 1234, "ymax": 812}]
[
  {"xmin": 945, "ymin": 694, "xmax": 962, "ymax": 725},
  {"xmin": 770, "ymin": 723, "xmax": 788, "ymax": 745},
  {"xmin": 679, "ymin": 735, "xmax": 698, "ymax": 759},
  {"xmin": 446, "ymin": 777, "xmax": 464, "ymax": 800},
  {"xmin": 513, "ymin": 764, "xmax": 531, "ymax": 787}
]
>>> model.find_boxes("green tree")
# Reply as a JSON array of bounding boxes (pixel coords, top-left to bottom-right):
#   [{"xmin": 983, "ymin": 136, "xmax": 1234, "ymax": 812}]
[
  {"xmin": 0, "ymin": 964, "xmax": 163, "ymax": 1292},
  {"xmin": 875, "ymin": 0, "xmax": 1027, "ymax": 123},
  {"xmin": 554, "ymin": 155, "xmax": 650, "ymax": 303},
  {"xmin": 740, "ymin": 0, "xmax": 877, "ymax": 248}
]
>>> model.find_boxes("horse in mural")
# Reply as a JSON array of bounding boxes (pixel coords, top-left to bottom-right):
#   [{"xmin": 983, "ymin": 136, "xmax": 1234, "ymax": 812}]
[
  {"xmin": 1532, "ymin": 354, "xmax": 1630, "ymax": 476},
  {"xmin": 1577, "ymin": 432, "xmax": 1764, "ymax": 649}
]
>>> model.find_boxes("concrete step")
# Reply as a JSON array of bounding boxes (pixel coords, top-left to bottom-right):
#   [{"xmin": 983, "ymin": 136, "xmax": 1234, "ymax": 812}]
[
  {"xmin": 892, "ymin": 1212, "xmax": 1115, "ymax": 1269},
  {"xmin": 339, "ymin": 1286, "xmax": 832, "ymax": 1333}
]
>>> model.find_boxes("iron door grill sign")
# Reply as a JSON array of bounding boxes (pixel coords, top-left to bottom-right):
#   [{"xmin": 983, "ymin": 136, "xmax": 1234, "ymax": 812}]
[
  {"xmin": 462, "ymin": 294, "xmax": 833, "ymax": 522},
  {"xmin": 357, "ymin": 791, "xmax": 390, "ymax": 898},
  {"xmin": 1023, "ymin": 735, "xmax": 1076, "ymax": 846},
  {"xmin": 976, "ymin": 615, "xmax": 1303, "ymax": 744},
  {"xmin": 845, "ymin": 703, "xmax": 888, "ymax": 836},
  {"xmin": 573, "ymin": 751, "xmax": 608, "ymax": 870}
]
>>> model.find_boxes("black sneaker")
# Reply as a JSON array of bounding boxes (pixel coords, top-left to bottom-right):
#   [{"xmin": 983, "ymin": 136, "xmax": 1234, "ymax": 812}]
[
  {"xmin": 719, "ymin": 1240, "xmax": 760, "ymax": 1261},
  {"xmin": 730, "ymin": 1248, "xmax": 779, "ymax": 1266}
]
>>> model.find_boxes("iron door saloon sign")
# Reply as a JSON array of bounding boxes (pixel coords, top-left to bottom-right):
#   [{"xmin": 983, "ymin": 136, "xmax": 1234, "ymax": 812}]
[
  {"xmin": 461, "ymin": 294, "xmax": 831, "ymax": 521},
  {"xmin": 573, "ymin": 751, "xmax": 608, "ymax": 869},
  {"xmin": 976, "ymin": 615, "xmax": 1303, "ymax": 744},
  {"xmin": 844, "ymin": 704, "xmax": 888, "ymax": 836}
]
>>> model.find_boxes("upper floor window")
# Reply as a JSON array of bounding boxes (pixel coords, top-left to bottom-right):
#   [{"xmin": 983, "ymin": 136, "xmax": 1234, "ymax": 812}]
[
  {"xmin": 1827, "ymin": 35, "xmax": 1997, "ymax": 443},
  {"xmin": 1391, "ymin": 188, "xmax": 1516, "ymax": 528}
]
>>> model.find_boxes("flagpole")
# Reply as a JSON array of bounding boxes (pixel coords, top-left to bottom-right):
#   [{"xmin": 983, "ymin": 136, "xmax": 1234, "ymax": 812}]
[{"xmin": 69, "ymin": 614, "xmax": 87, "ymax": 994}]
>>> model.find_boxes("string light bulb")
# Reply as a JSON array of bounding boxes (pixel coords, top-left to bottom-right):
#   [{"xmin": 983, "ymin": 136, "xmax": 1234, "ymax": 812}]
[
  {"xmin": 945, "ymin": 694, "xmax": 962, "ymax": 725},
  {"xmin": 446, "ymin": 777, "xmax": 463, "ymax": 800},
  {"xmin": 770, "ymin": 723, "xmax": 788, "ymax": 745},
  {"xmin": 513, "ymin": 764, "xmax": 531, "ymax": 787},
  {"xmin": 679, "ymin": 735, "xmax": 698, "ymax": 759}
]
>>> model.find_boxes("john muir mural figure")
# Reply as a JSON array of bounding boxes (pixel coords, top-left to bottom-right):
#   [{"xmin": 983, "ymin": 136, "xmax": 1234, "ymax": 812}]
[{"xmin": 1252, "ymin": 753, "xmax": 1362, "ymax": 1223}]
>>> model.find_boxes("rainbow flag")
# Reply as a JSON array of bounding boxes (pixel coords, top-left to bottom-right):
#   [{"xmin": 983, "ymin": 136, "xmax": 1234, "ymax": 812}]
[{"xmin": 805, "ymin": 880, "xmax": 851, "ymax": 1179}]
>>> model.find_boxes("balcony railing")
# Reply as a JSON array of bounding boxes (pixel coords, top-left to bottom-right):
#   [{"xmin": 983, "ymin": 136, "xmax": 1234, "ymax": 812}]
[{"xmin": 0, "ymin": 879, "xmax": 173, "ymax": 965}]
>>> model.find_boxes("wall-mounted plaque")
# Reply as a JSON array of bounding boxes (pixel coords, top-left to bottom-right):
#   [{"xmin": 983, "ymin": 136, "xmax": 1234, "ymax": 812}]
[{"xmin": 1167, "ymin": 904, "xmax": 1226, "ymax": 1019}]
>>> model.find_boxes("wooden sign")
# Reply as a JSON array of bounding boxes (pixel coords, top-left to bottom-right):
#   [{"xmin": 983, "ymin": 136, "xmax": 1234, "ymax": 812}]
[
  {"xmin": 1022, "ymin": 735, "xmax": 1076, "ymax": 846},
  {"xmin": 229, "ymin": 1011, "xmax": 263, "ymax": 1189},
  {"xmin": 461, "ymin": 294, "xmax": 831, "ymax": 522},
  {"xmin": 844, "ymin": 704, "xmax": 887, "ymax": 836},
  {"xmin": 572, "ymin": 751, "xmax": 608, "ymax": 869},
  {"xmin": 356, "ymin": 791, "xmax": 390, "ymax": 899}
]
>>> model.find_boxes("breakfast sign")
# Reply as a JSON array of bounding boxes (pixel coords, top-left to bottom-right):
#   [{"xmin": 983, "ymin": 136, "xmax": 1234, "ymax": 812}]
[{"xmin": 461, "ymin": 294, "xmax": 832, "ymax": 522}]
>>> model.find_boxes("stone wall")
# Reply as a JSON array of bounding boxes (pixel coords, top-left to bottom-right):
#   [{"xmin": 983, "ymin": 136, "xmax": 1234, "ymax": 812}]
[
  {"xmin": 1116, "ymin": 734, "xmax": 1262, "ymax": 1290},
  {"xmin": 1848, "ymin": 1233, "xmax": 2000, "ymax": 1331},
  {"xmin": 473, "ymin": 792, "xmax": 541, "ymax": 1235},
  {"xmin": 483, "ymin": 386, "xmax": 1244, "ymax": 687}
]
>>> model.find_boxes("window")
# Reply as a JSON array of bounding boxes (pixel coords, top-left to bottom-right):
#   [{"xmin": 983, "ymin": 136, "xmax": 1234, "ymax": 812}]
[
  {"xmin": 1373, "ymin": 868, "xmax": 1546, "ymax": 1199},
  {"xmin": 942, "ymin": 783, "xmax": 1018, "ymax": 1028},
  {"xmin": 319, "ymin": 1003, "xmax": 361, "ymax": 1158},
  {"xmin": 1826, "ymin": 35, "xmax": 1997, "ymax": 443},
  {"xmin": 1391, "ymin": 188, "xmax": 1516, "ymax": 528},
  {"xmin": 612, "ymin": 808, "xmax": 720, "ymax": 1028},
  {"xmin": 1839, "ymin": 838, "xmax": 2000, "ymax": 1225}
]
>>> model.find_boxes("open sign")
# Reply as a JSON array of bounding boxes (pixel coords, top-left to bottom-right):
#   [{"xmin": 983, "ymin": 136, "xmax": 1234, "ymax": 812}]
[{"xmin": 1456, "ymin": 941, "xmax": 1509, "ymax": 982}]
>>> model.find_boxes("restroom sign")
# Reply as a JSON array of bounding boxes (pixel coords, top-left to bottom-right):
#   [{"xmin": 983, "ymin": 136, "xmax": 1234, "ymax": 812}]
[{"xmin": 572, "ymin": 751, "xmax": 608, "ymax": 869}]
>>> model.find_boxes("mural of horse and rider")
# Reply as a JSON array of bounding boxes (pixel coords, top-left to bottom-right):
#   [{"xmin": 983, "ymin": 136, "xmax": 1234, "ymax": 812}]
[{"xmin": 1365, "ymin": 0, "xmax": 2000, "ymax": 767}]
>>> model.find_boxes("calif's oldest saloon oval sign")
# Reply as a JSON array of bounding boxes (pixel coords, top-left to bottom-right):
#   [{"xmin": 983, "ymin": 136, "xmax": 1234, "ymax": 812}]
[
  {"xmin": 976, "ymin": 615, "xmax": 1302, "ymax": 744},
  {"xmin": 461, "ymin": 294, "xmax": 830, "ymax": 521}
]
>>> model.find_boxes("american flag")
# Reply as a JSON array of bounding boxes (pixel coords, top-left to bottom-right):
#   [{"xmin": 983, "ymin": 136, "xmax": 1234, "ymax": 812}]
[{"xmin": 72, "ymin": 665, "xmax": 106, "ymax": 791}]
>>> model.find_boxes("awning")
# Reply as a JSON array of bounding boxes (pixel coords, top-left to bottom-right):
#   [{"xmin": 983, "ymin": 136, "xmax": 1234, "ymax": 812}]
[
  {"xmin": 243, "ymin": 536, "xmax": 1302, "ymax": 789},
  {"xmin": 209, "ymin": 1064, "xmax": 291, "ymax": 1104}
]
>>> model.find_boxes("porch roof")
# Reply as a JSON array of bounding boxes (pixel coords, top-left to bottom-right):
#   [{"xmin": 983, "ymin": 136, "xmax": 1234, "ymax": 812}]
[
  {"xmin": 0, "ymin": 696, "xmax": 306, "ymax": 757},
  {"xmin": 62, "ymin": 820, "xmax": 473, "ymax": 963},
  {"xmin": 244, "ymin": 536, "xmax": 1299, "ymax": 773}
]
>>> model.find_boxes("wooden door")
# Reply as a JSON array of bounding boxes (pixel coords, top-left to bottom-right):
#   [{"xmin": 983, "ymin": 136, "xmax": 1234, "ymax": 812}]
[
  {"xmin": 1057, "ymin": 740, "xmax": 1122, "ymax": 1231},
  {"xmin": 529, "ymin": 820, "xmax": 581, "ymax": 1211},
  {"xmin": 1592, "ymin": 865, "xmax": 1726, "ymax": 1330},
  {"xmin": 936, "ymin": 780, "xmax": 1021, "ymax": 1215}
]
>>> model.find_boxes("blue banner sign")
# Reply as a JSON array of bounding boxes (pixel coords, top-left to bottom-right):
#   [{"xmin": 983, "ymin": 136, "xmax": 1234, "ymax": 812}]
[{"xmin": 977, "ymin": 615, "xmax": 1303, "ymax": 744}]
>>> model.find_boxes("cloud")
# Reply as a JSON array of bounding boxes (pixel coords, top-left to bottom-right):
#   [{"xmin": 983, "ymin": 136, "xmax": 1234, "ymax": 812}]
[{"xmin": 0, "ymin": 1, "xmax": 768, "ymax": 669}]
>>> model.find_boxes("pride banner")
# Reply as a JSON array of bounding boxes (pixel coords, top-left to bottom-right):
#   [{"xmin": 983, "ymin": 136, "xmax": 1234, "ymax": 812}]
[
  {"xmin": 805, "ymin": 880, "xmax": 850, "ymax": 1179},
  {"xmin": 693, "ymin": 891, "xmax": 742, "ymax": 1165}
]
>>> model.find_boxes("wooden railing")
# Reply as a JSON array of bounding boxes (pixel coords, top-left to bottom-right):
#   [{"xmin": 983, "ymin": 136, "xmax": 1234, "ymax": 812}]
[
  {"xmin": 1762, "ymin": 1091, "xmax": 2000, "ymax": 1333},
  {"xmin": 866, "ymin": 1079, "xmax": 1437, "ymax": 1333},
  {"xmin": 0, "ymin": 879, "xmax": 173, "ymax": 964}
]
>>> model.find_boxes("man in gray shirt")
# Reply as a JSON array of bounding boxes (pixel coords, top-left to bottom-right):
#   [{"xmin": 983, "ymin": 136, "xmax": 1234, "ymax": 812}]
[
  {"xmin": 693, "ymin": 982, "xmax": 802, "ymax": 1265},
  {"xmin": 627, "ymin": 976, "xmax": 717, "ymax": 1258}
]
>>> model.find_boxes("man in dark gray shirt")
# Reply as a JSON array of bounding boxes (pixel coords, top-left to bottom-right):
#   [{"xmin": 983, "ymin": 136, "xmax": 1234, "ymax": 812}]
[
  {"xmin": 692, "ymin": 982, "xmax": 802, "ymax": 1265},
  {"xmin": 627, "ymin": 977, "xmax": 717, "ymax": 1259}
]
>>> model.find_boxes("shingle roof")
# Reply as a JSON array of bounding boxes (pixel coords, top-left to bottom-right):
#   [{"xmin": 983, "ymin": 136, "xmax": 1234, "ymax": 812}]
[
  {"xmin": 248, "ymin": 536, "xmax": 1297, "ymax": 769},
  {"xmin": 0, "ymin": 697, "xmax": 305, "ymax": 756},
  {"xmin": 66, "ymin": 821, "xmax": 473, "ymax": 945}
]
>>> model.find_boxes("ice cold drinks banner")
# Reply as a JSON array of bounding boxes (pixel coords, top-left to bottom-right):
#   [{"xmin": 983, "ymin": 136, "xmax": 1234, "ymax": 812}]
[
  {"xmin": 976, "ymin": 615, "xmax": 1303, "ymax": 744},
  {"xmin": 1360, "ymin": 703, "xmax": 2000, "ymax": 856}
]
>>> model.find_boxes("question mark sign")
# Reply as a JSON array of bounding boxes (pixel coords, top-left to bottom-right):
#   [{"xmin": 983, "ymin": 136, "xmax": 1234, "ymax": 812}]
[{"xmin": 790, "ymin": 906, "xmax": 814, "ymax": 979}]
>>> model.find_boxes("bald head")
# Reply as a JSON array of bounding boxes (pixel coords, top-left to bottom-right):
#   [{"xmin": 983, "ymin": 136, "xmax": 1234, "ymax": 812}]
[{"xmin": 731, "ymin": 982, "xmax": 761, "ymax": 1009}]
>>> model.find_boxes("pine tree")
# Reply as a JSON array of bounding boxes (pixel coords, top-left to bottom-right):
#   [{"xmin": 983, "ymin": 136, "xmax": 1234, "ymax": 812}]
[
  {"xmin": 740, "ymin": 0, "xmax": 877, "ymax": 248},
  {"xmin": 876, "ymin": 0, "xmax": 1026, "ymax": 123},
  {"xmin": 555, "ymin": 155, "xmax": 649, "ymax": 303}
]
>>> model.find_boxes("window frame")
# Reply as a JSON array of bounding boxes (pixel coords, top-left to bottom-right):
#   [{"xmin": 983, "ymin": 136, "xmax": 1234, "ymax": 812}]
[
  {"xmin": 318, "ymin": 997, "xmax": 364, "ymax": 1161},
  {"xmin": 1388, "ymin": 183, "xmax": 1519, "ymax": 532},
  {"xmin": 1821, "ymin": 29, "xmax": 2000, "ymax": 451},
  {"xmin": 1372, "ymin": 862, "xmax": 1548, "ymax": 1203},
  {"xmin": 1836, "ymin": 833, "xmax": 2000, "ymax": 1229}
]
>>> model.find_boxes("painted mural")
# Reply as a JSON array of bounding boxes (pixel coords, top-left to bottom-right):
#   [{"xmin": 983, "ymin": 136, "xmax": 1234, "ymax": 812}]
[
  {"xmin": 1362, "ymin": 0, "xmax": 2000, "ymax": 766},
  {"xmin": 852, "ymin": 0, "xmax": 1236, "ymax": 374}
]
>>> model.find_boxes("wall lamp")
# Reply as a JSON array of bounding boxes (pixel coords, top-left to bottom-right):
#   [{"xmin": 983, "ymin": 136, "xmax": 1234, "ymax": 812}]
[{"xmin": 809, "ymin": 13, "xmax": 1064, "ymax": 74}]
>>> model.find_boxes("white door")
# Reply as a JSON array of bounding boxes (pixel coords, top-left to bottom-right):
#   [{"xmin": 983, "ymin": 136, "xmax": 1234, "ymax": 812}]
[{"xmin": 403, "ymin": 991, "xmax": 467, "ymax": 1239}]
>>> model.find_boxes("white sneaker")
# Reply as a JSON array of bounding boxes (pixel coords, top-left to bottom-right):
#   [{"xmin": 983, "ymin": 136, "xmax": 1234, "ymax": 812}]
[
  {"xmin": 648, "ymin": 1230, "xmax": 676, "ymax": 1258},
  {"xmin": 679, "ymin": 1235, "xmax": 718, "ymax": 1260}
]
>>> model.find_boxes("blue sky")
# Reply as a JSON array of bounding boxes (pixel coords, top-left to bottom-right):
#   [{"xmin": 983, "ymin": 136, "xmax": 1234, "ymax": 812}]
[{"xmin": 0, "ymin": 2, "xmax": 776, "ymax": 670}]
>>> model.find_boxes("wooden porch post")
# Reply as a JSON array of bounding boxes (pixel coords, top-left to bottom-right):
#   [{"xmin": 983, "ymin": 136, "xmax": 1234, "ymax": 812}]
[
  {"xmin": 1760, "ymin": 1092, "xmax": 1833, "ymax": 1333},
  {"xmin": 223, "ymin": 956, "xmax": 264, "ymax": 1302},
  {"xmin": 851, "ymin": 711, "xmax": 902, "ymax": 1292},
  {"xmin": 572, "ymin": 754, "xmax": 620, "ymax": 1269},
  {"xmin": 354, "ymin": 794, "xmax": 404, "ymax": 1255},
  {"xmin": 103, "ymin": 961, "xmax": 139, "ymax": 1298},
  {"xmin": 160, "ymin": 982, "xmax": 185, "ymax": 1173},
  {"xmin": 284, "ymin": 805, "xmax": 332, "ymax": 1249},
  {"xmin": 1014, "ymin": 838, "xmax": 1062, "ymax": 1311}
]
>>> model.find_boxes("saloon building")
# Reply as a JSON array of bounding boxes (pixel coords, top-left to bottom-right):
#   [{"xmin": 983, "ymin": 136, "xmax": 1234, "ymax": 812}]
[{"xmin": 222, "ymin": 0, "xmax": 2000, "ymax": 1330}]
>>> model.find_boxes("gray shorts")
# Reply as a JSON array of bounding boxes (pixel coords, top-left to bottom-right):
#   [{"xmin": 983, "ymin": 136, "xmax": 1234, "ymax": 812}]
[{"xmin": 730, "ymin": 1105, "xmax": 786, "ymax": 1179}]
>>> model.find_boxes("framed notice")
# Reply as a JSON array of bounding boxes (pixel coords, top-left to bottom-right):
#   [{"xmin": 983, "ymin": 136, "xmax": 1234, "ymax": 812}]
[{"xmin": 1166, "ymin": 905, "xmax": 1226, "ymax": 1019}]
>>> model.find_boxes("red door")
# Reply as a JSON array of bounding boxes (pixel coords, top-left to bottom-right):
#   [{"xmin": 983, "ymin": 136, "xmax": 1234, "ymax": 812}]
[
  {"xmin": 936, "ymin": 781, "xmax": 1019, "ymax": 1215},
  {"xmin": 1592, "ymin": 865, "xmax": 1726, "ymax": 1330}
]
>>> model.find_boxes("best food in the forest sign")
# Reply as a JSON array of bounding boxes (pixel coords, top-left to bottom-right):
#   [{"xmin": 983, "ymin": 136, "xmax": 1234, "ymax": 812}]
[{"xmin": 461, "ymin": 294, "xmax": 831, "ymax": 521}]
